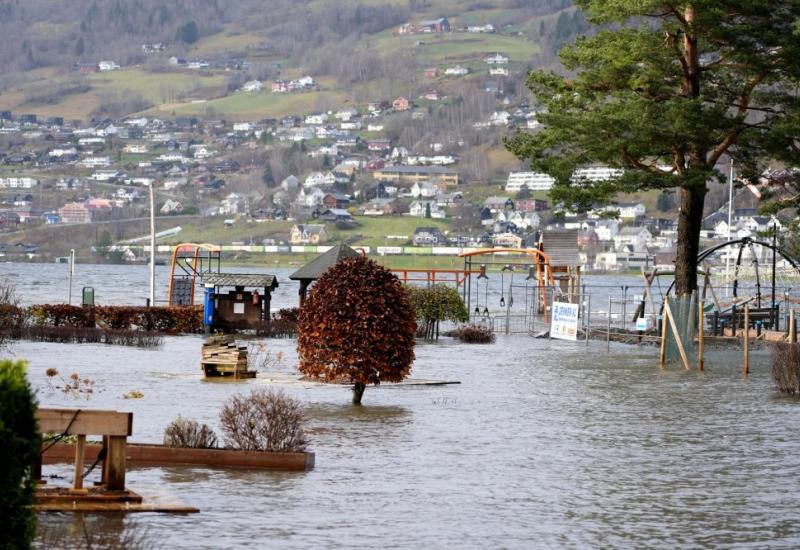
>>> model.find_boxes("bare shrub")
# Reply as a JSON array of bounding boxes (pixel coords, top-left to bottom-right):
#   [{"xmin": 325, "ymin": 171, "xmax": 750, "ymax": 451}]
[
  {"xmin": 0, "ymin": 277, "xmax": 22, "ymax": 347},
  {"xmin": 454, "ymin": 324, "xmax": 496, "ymax": 344},
  {"xmin": 163, "ymin": 417, "xmax": 218, "ymax": 449},
  {"xmin": 772, "ymin": 342, "xmax": 800, "ymax": 394},
  {"xmin": 247, "ymin": 342, "xmax": 285, "ymax": 371},
  {"xmin": 219, "ymin": 388, "xmax": 307, "ymax": 452}
]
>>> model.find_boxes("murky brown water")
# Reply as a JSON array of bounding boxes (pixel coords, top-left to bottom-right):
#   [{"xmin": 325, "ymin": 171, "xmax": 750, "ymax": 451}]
[{"xmin": 16, "ymin": 334, "xmax": 800, "ymax": 549}]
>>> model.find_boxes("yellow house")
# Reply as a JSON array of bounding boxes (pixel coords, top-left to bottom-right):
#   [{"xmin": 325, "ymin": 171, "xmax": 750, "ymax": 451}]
[{"xmin": 290, "ymin": 224, "xmax": 328, "ymax": 245}]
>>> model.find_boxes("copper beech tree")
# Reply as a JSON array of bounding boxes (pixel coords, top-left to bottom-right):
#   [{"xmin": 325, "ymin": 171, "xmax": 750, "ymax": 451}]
[{"xmin": 297, "ymin": 256, "xmax": 416, "ymax": 404}]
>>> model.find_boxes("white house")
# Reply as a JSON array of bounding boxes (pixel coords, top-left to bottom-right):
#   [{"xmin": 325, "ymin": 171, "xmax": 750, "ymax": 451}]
[
  {"xmin": 219, "ymin": 193, "xmax": 242, "ymax": 215},
  {"xmin": 505, "ymin": 171, "xmax": 556, "ymax": 192},
  {"xmin": 304, "ymin": 172, "xmax": 327, "ymax": 188},
  {"xmin": 489, "ymin": 67, "xmax": 509, "ymax": 76},
  {"xmin": 335, "ymin": 109, "xmax": 358, "ymax": 121},
  {"xmin": 241, "ymin": 80, "xmax": 264, "ymax": 92},
  {"xmin": 409, "ymin": 200, "xmax": 445, "ymax": 219},
  {"xmin": 0, "ymin": 177, "xmax": 38, "ymax": 189},
  {"xmin": 616, "ymin": 202, "xmax": 647, "ymax": 220},
  {"xmin": 98, "ymin": 61, "xmax": 120, "ymax": 71},
  {"xmin": 485, "ymin": 53, "xmax": 509, "ymax": 65},
  {"xmin": 444, "ymin": 65, "xmax": 469, "ymax": 76},
  {"xmin": 304, "ymin": 113, "xmax": 328, "ymax": 125},
  {"xmin": 410, "ymin": 181, "xmax": 437, "ymax": 198},
  {"xmin": 160, "ymin": 199, "xmax": 183, "ymax": 214},
  {"xmin": 489, "ymin": 111, "xmax": 511, "ymax": 126},
  {"xmin": 298, "ymin": 187, "xmax": 326, "ymax": 208},
  {"xmin": 614, "ymin": 227, "xmax": 652, "ymax": 253},
  {"xmin": 594, "ymin": 219, "xmax": 620, "ymax": 241}
]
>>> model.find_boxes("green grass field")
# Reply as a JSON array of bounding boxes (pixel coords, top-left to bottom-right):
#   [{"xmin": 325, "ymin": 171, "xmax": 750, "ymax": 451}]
[
  {"xmin": 373, "ymin": 31, "xmax": 539, "ymax": 65},
  {"xmin": 165, "ymin": 215, "xmax": 452, "ymax": 249},
  {"xmin": 160, "ymin": 89, "xmax": 349, "ymax": 120},
  {"xmin": 330, "ymin": 216, "xmax": 452, "ymax": 247},
  {"xmin": 189, "ymin": 25, "xmax": 268, "ymax": 57}
]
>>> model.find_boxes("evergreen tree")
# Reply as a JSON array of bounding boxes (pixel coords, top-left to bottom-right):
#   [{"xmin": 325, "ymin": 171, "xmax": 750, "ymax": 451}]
[{"xmin": 507, "ymin": 1, "xmax": 800, "ymax": 295}]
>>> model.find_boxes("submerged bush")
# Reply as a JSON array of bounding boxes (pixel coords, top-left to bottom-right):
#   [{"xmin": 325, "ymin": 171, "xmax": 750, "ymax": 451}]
[
  {"xmin": 454, "ymin": 324, "xmax": 496, "ymax": 344},
  {"xmin": 219, "ymin": 388, "xmax": 307, "ymax": 452},
  {"xmin": 163, "ymin": 417, "xmax": 218, "ymax": 449},
  {"xmin": 772, "ymin": 342, "xmax": 800, "ymax": 394}
]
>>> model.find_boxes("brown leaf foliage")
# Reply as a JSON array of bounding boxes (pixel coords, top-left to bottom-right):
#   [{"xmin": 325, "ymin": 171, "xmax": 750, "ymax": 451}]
[
  {"xmin": 28, "ymin": 304, "xmax": 202, "ymax": 333},
  {"xmin": 297, "ymin": 256, "xmax": 416, "ymax": 385}
]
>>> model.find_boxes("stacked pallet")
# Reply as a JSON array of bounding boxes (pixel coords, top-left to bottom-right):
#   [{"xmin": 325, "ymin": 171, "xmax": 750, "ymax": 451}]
[{"xmin": 201, "ymin": 335, "xmax": 256, "ymax": 378}]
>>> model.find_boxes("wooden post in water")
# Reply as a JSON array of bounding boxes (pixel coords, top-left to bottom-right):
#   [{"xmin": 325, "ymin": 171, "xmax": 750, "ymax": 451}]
[
  {"xmin": 659, "ymin": 298, "xmax": 668, "ymax": 367},
  {"xmin": 607, "ymin": 296, "xmax": 611, "ymax": 351},
  {"xmin": 697, "ymin": 301, "xmax": 705, "ymax": 371},
  {"xmin": 71, "ymin": 434, "xmax": 87, "ymax": 493},
  {"xmin": 743, "ymin": 304, "xmax": 750, "ymax": 375}
]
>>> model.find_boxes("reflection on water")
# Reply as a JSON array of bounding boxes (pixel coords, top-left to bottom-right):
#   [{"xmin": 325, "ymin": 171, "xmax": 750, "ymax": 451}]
[
  {"xmin": 21, "ymin": 333, "xmax": 800, "ymax": 548},
  {"xmin": 5, "ymin": 264, "xmax": 800, "ymax": 547}
]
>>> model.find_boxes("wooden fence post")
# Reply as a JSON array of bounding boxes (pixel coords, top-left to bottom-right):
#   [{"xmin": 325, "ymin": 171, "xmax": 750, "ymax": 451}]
[
  {"xmin": 659, "ymin": 298, "xmax": 668, "ymax": 367},
  {"xmin": 698, "ymin": 301, "xmax": 705, "ymax": 371}
]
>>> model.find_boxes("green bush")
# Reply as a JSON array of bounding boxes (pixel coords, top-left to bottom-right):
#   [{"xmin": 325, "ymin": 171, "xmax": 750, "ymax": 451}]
[
  {"xmin": 0, "ymin": 359, "xmax": 39, "ymax": 548},
  {"xmin": 405, "ymin": 284, "xmax": 469, "ymax": 340}
]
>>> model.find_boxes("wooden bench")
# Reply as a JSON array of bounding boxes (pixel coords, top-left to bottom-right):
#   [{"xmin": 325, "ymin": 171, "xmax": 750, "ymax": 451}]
[{"xmin": 37, "ymin": 408, "xmax": 132, "ymax": 493}]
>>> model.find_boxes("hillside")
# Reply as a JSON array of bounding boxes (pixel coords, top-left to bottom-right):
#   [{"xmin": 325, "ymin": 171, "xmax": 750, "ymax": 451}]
[{"xmin": 0, "ymin": 1, "xmax": 582, "ymax": 121}]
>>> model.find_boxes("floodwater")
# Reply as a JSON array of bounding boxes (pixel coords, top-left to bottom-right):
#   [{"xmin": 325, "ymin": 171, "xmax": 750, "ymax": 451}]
[{"xmin": 2, "ymin": 263, "xmax": 800, "ymax": 548}]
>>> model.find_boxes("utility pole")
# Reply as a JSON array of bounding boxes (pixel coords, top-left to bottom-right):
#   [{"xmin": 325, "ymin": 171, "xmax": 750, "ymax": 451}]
[
  {"xmin": 148, "ymin": 182, "xmax": 155, "ymax": 306},
  {"xmin": 725, "ymin": 159, "xmax": 734, "ymax": 297}
]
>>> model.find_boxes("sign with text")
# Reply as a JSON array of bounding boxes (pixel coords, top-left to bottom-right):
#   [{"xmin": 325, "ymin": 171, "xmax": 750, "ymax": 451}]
[{"xmin": 550, "ymin": 301, "xmax": 579, "ymax": 341}]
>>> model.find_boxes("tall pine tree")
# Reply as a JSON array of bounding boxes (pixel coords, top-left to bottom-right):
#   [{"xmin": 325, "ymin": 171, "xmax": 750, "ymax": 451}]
[{"xmin": 507, "ymin": 2, "xmax": 800, "ymax": 294}]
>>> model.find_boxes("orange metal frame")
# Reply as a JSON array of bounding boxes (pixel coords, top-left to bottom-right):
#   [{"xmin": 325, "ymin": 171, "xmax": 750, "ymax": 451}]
[
  {"xmin": 392, "ymin": 268, "xmax": 483, "ymax": 287},
  {"xmin": 166, "ymin": 243, "xmax": 222, "ymax": 306}
]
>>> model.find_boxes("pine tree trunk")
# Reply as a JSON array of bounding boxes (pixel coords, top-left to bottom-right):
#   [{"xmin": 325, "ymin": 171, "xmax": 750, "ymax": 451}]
[
  {"xmin": 675, "ymin": 185, "xmax": 706, "ymax": 295},
  {"xmin": 352, "ymin": 382, "xmax": 366, "ymax": 405}
]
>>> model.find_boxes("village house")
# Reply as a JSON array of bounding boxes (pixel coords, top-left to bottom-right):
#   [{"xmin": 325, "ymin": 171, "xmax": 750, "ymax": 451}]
[
  {"xmin": 373, "ymin": 165, "xmax": 459, "ymax": 186},
  {"xmin": 361, "ymin": 198, "xmax": 397, "ymax": 216},
  {"xmin": 409, "ymin": 200, "xmax": 445, "ymax": 219},
  {"xmin": 392, "ymin": 97, "xmax": 410, "ymax": 111},
  {"xmin": 219, "ymin": 193, "xmax": 243, "ymax": 215},
  {"xmin": 160, "ymin": 199, "xmax": 184, "ymax": 214},
  {"xmin": 58, "ymin": 202, "xmax": 93, "ymax": 224},
  {"xmin": 316, "ymin": 208, "xmax": 353, "ymax": 223},
  {"xmin": 412, "ymin": 227, "xmax": 445, "ymax": 246},
  {"xmin": 241, "ymin": 80, "xmax": 264, "ymax": 92},
  {"xmin": 98, "ymin": 61, "xmax": 120, "ymax": 71},
  {"xmin": 613, "ymin": 227, "xmax": 653, "ymax": 253},
  {"xmin": 444, "ymin": 65, "xmax": 469, "ymax": 76},
  {"xmin": 493, "ymin": 232, "xmax": 523, "ymax": 248},
  {"xmin": 298, "ymin": 187, "xmax": 326, "ymax": 208},
  {"xmin": 485, "ymin": 53, "xmax": 509, "ymax": 65},
  {"xmin": 484, "ymin": 196, "xmax": 515, "ymax": 213},
  {"xmin": 322, "ymin": 192, "xmax": 350, "ymax": 209},
  {"xmin": 290, "ymin": 224, "xmax": 328, "ymax": 245},
  {"xmin": 409, "ymin": 181, "xmax": 437, "ymax": 199}
]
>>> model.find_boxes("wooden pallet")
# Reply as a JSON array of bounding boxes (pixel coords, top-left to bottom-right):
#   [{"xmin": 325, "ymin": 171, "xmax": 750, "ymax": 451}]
[{"xmin": 201, "ymin": 335, "xmax": 255, "ymax": 378}]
